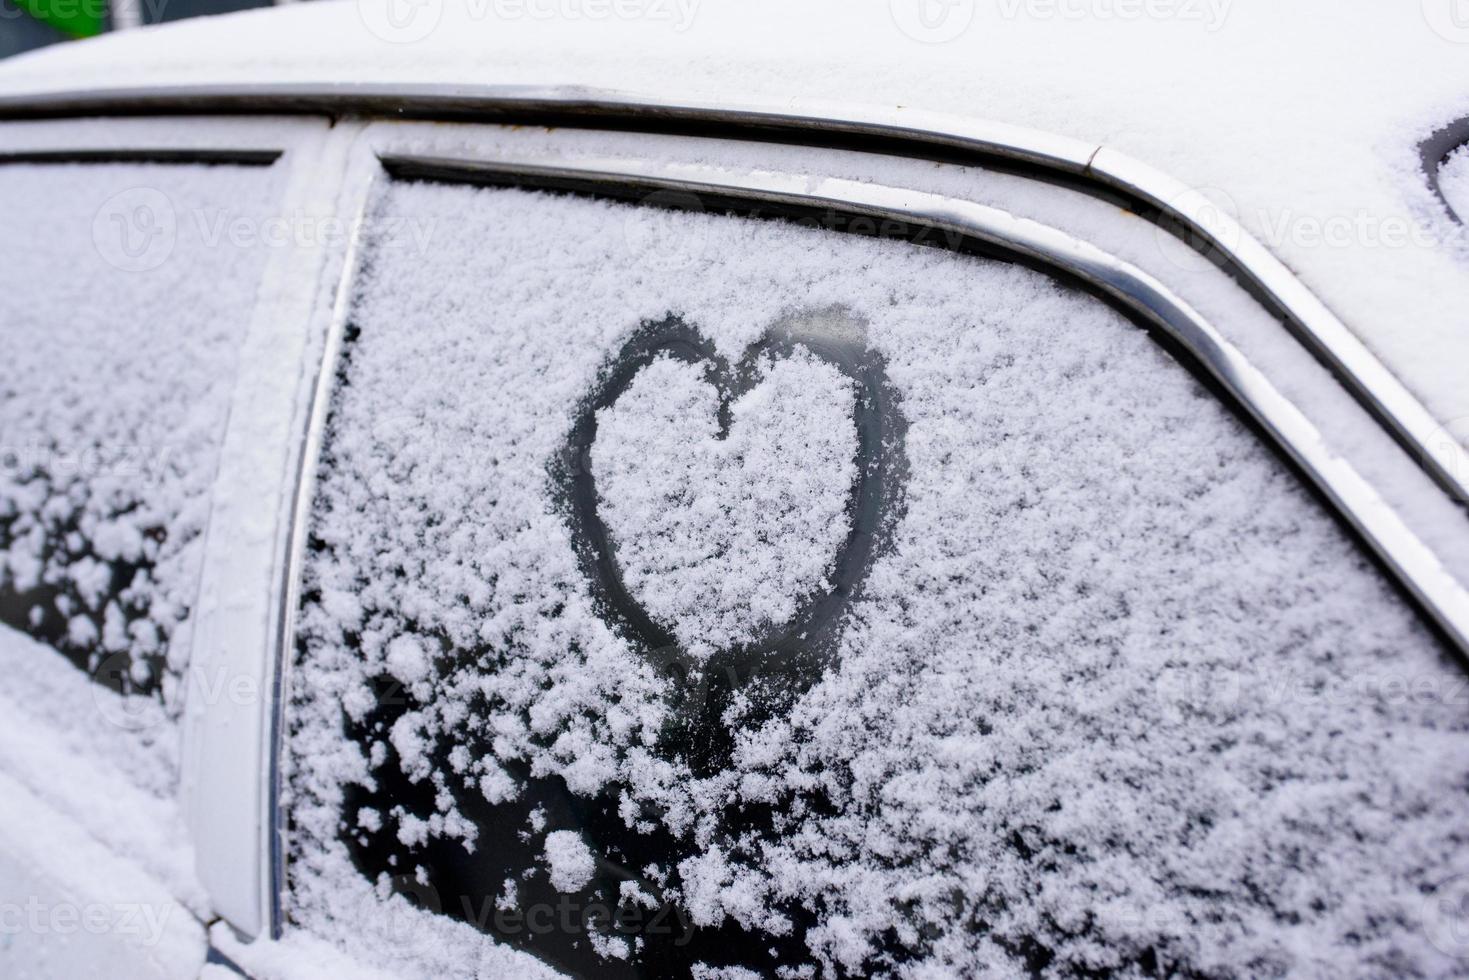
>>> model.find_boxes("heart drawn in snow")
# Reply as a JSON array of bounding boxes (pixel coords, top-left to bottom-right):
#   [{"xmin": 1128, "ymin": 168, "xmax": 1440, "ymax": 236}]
[{"xmin": 554, "ymin": 309, "xmax": 906, "ymax": 758}]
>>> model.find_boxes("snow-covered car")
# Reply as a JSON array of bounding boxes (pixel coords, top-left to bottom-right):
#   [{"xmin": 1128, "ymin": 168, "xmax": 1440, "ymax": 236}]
[{"xmin": 2, "ymin": 2, "xmax": 1469, "ymax": 977}]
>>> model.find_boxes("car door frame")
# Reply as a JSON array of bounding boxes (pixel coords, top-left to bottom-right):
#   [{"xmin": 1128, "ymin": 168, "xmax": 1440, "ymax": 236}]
[{"xmin": 6, "ymin": 96, "xmax": 1469, "ymax": 949}]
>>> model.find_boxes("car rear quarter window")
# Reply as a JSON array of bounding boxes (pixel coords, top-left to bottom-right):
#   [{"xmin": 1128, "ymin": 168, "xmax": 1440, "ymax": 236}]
[
  {"xmin": 0, "ymin": 160, "xmax": 282, "ymax": 749},
  {"xmin": 285, "ymin": 181, "xmax": 1469, "ymax": 978}
]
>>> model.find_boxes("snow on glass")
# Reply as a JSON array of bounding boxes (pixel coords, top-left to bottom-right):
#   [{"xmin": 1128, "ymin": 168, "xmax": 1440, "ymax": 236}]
[
  {"xmin": 593, "ymin": 350, "xmax": 857, "ymax": 658},
  {"xmin": 1442, "ymin": 143, "xmax": 1469, "ymax": 230},
  {"xmin": 287, "ymin": 182, "xmax": 1469, "ymax": 978},
  {"xmin": 0, "ymin": 162, "xmax": 280, "ymax": 710}
]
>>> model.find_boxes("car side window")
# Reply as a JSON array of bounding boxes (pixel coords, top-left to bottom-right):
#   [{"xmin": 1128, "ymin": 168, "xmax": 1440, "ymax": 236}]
[
  {"xmin": 285, "ymin": 180, "xmax": 1469, "ymax": 978},
  {"xmin": 0, "ymin": 161, "xmax": 281, "ymax": 715}
]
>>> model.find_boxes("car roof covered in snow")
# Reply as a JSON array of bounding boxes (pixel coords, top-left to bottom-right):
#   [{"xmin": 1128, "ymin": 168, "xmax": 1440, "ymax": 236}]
[{"xmin": 0, "ymin": 0, "xmax": 1467, "ymax": 440}]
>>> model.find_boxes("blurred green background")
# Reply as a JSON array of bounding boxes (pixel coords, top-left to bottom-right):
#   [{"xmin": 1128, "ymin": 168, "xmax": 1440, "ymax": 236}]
[{"xmin": 0, "ymin": 0, "xmax": 272, "ymax": 59}]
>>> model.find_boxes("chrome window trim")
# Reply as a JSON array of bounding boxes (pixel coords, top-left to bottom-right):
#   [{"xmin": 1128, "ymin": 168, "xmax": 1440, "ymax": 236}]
[
  {"xmin": 0, "ymin": 113, "xmax": 307, "ymax": 157},
  {"xmin": 1, "ymin": 82, "xmax": 1465, "ymax": 509},
  {"xmin": 270, "ymin": 168, "xmax": 376, "ymax": 941},
  {"xmin": 0, "ymin": 148, "xmax": 281, "ymax": 165}
]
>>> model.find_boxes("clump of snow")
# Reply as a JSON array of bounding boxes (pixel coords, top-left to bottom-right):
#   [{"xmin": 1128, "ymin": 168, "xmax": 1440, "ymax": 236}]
[
  {"xmin": 588, "ymin": 930, "xmax": 631, "ymax": 961},
  {"xmin": 286, "ymin": 182, "xmax": 1469, "ymax": 977},
  {"xmin": 0, "ymin": 161, "xmax": 281, "ymax": 705},
  {"xmin": 384, "ymin": 633, "xmax": 432, "ymax": 688},
  {"xmin": 691, "ymin": 965, "xmax": 762, "ymax": 980},
  {"xmin": 477, "ymin": 765, "xmax": 517, "ymax": 805},
  {"xmin": 593, "ymin": 349, "xmax": 856, "ymax": 657},
  {"xmin": 543, "ymin": 830, "xmax": 597, "ymax": 893}
]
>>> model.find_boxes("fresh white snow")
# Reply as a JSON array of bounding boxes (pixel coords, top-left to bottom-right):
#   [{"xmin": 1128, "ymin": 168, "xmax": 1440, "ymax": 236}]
[
  {"xmin": 0, "ymin": 624, "xmax": 205, "ymax": 907},
  {"xmin": 0, "ymin": 0, "xmax": 1465, "ymax": 448},
  {"xmin": 1442, "ymin": 143, "xmax": 1469, "ymax": 229},
  {"xmin": 0, "ymin": 7, "xmax": 1464, "ymax": 975},
  {"xmin": 284, "ymin": 180, "xmax": 1469, "ymax": 977},
  {"xmin": 0, "ymin": 161, "xmax": 283, "ymax": 710},
  {"xmin": 543, "ymin": 830, "xmax": 597, "ymax": 893},
  {"xmin": 594, "ymin": 349, "xmax": 857, "ymax": 657},
  {"xmin": 0, "ymin": 158, "xmax": 283, "ymax": 977}
]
